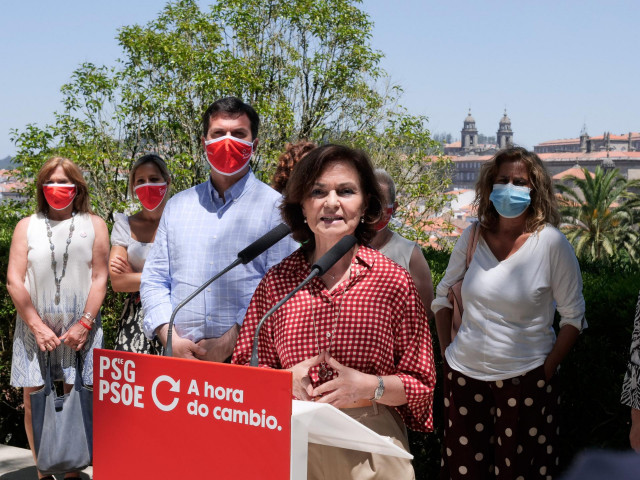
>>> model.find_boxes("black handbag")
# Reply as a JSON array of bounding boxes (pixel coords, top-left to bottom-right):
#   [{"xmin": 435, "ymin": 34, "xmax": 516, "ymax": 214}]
[{"xmin": 30, "ymin": 352, "xmax": 93, "ymax": 475}]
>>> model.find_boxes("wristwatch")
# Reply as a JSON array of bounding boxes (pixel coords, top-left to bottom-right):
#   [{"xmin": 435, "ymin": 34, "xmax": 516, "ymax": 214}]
[{"xmin": 370, "ymin": 376, "xmax": 385, "ymax": 401}]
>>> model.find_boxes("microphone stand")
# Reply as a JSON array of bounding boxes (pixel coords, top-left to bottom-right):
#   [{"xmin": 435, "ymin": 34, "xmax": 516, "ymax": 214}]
[
  {"xmin": 162, "ymin": 222, "xmax": 291, "ymax": 357},
  {"xmin": 249, "ymin": 234, "xmax": 357, "ymax": 367},
  {"xmin": 249, "ymin": 271, "xmax": 319, "ymax": 367},
  {"xmin": 164, "ymin": 259, "xmax": 241, "ymax": 357}
]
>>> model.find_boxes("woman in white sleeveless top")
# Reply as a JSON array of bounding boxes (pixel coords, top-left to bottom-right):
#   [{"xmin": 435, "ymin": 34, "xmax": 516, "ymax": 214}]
[
  {"xmin": 109, "ymin": 154, "xmax": 170, "ymax": 354},
  {"xmin": 7, "ymin": 156, "xmax": 109, "ymax": 480}
]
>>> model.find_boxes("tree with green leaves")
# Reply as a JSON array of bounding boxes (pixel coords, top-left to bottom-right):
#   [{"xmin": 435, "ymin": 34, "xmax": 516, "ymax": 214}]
[
  {"xmin": 556, "ymin": 166, "xmax": 640, "ymax": 263},
  {"xmin": 5, "ymin": 0, "xmax": 454, "ymax": 396},
  {"xmin": 10, "ymin": 0, "xmax": 451, "ymax": 229}
]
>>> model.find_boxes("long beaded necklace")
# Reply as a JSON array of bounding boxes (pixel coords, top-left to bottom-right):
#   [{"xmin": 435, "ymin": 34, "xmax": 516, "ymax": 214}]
[
  {"xmin": 44, "ymin": 211, "xmax": 76, "ymax": 305},
  {"xmin": 312, "ymin": 265, "xmax": 352, "ymax": 380}
]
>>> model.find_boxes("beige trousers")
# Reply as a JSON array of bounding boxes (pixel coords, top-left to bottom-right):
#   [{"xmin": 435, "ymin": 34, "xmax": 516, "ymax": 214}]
[{"xmin": 307, "ymin": 404, "xmax": 415, "ymax": 480}]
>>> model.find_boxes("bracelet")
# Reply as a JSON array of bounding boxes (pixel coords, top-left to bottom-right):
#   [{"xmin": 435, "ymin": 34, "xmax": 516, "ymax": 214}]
[
  {"xmin": 82, "ymin": 312, "xmax": 95, "ymax": 323},
  {"xmin": 78, "ymin": 319, "xmax": 93, "ymax": 330},
  {"xmin": 370, "ymin": 375, "xmax": 385, "ymax": 401}
]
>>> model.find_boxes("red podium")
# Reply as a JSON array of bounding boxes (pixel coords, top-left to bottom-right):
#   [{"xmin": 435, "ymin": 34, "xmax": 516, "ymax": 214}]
[
  {"xmin": 93, "ymin": 349, "xmax": 412, "ymax": 479},
  {"xmin": 93, "ymin": 349, "xmax": 292, "ymax": 479}
]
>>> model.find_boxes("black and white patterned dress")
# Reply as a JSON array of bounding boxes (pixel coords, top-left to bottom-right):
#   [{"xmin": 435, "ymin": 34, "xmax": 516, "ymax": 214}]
[
  {"xmin": 621, "ymin": 290, "xmax": 640, "ymax": 409},
  {"xmin": 110, "ymin": 213, "xmax": 162, "ymax": 355}
]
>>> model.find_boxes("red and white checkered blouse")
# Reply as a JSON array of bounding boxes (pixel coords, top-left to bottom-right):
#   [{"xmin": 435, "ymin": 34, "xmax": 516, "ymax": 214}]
[{"xmin": 232, "ymin": 245, "xmax": 436, "ymax": 432}]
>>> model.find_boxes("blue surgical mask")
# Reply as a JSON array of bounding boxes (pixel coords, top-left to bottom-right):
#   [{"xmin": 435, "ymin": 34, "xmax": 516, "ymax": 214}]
[{"xmin": 489, "ymin": 183, "xmax": 531, "ymax": 218}]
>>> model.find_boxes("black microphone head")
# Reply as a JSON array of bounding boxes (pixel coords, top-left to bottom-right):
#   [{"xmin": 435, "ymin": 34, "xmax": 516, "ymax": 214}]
[
  {"xmin": 237, "ymin": 223, "xmax": 292, "ymax": 264},
  {"xmin": 311, "ymin": 235, "xmax": 357, "ymax": 275}
]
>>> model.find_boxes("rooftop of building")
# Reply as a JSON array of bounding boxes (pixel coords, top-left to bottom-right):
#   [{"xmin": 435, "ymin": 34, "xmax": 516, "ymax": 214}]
[
  {"xmin": 446, "ymin": 154, "xmax": 494, "ymax": 162},
  {"xmin": 444, "ymin": 151, "xmax": 640, "ymax": 163},
  {"xmin": 537, "ymin": 138, "xmax": 580, "ymax": 146},
  {"xmin": 536, "ymin": 132, "xmax": 640, "ymax": 146},
  {"xmin": 537, "ymin": 151, "xmax": 640, "ymax": 161},
  {"xmin": 552, "ymin": 166, "xmax": 596, "ymax": 181}
]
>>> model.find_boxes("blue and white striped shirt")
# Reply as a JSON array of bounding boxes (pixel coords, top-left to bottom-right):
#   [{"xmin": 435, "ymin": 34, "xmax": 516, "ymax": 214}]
[{"xmin": 141, "ymin": 170, "xmax": 297, "ymax": 341}]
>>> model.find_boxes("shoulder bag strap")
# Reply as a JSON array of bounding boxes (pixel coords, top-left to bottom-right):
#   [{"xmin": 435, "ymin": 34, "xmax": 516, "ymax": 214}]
[
  {"xmin": 465, "ymin": 221, "xmax": 481, "ymax": 269},
  {"xmin": 43, "ymin": 352, "xmax": 54, "ymax": 395},
  {"xmin": 75, "ymin": 352, "xmax": 86, "ymax": 390}
]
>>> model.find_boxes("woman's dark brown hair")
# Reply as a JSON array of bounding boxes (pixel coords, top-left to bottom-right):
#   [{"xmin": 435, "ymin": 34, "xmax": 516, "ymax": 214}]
[
  {"xmin": 36, "ymin": 157, "xmax": 91, "ymax": 214},
  {"xmin": 271, "ymin": 141, "xmax": 317, "ymax": 193},
  {"xmin": 281, "ymin": 144, "xmax": 383, "ymax": 251}
]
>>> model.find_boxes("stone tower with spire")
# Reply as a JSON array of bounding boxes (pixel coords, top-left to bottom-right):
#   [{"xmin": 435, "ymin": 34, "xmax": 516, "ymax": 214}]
[
  {"xmin": 579, "ymin": 124, "xmax": 590, "ymax": 153},
  {"xmin": 461, "ymin": 109, "xmax": 479, "ymax": 151},
  {"xmin": 496, "ymin": 109, "xmax": 513, "ymax": 149}
]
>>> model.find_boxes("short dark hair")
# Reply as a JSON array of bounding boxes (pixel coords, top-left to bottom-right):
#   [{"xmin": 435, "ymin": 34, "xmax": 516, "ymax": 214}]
[
  {"xmin": 281, "ymin": 144, "xmax": 383, "ymax": 251},
  {"xmin": 201, "ymin": 97, "xmax": 260, "ymax": 140},
  {"xmin": 374, "ymin": 169, "xmax": 396, "ymax": 204}
]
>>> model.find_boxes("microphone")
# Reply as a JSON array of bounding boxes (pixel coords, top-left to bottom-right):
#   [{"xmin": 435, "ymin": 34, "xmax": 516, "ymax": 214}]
[
  {"xmin": 237, "ymin": 223, "xmax": 291, "ymax": 264},
  {"xmin": 164, "ymin": 223, "xmax": 292, "ymax": 357},
  {"xmin": 249, "ymin": 234, "xmax": 357, "ymax": 367}
]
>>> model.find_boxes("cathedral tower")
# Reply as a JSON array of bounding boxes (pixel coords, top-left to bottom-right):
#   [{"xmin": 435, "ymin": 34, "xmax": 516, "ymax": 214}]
[
  {"xmin": 496, "ymin": 109, "xmax": 513, "ymax": 149},
  {"xmin": 461, "ymin": 109, "xmax": 478, "ymax": 151}
]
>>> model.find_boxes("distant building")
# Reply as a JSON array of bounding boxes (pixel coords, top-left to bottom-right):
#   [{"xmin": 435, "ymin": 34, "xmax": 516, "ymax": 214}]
[
  {"xmin": 444, "ymin": 109, "xmax": 513, "ymax": 156},
  {"xmin": 539, "ymin": 151, "xmax": 640, "ymax": 179},
  {"xmin": 0, "ymin": 169, "xmax": 26, "ymax": 203},
  {"xmin": 534, "ymin": 127, "xmax": 640, "ymax": 154},
  {"xmin": 443, "ymin": 116, "xmax": 640, "ymax": 188},
  {"xmin": 446, "ymin": 153, "xmax": 492, "ymax": 189},
  {"xmin": 445, "ymin": 150, "xmax": 640, "ymax": 190}
]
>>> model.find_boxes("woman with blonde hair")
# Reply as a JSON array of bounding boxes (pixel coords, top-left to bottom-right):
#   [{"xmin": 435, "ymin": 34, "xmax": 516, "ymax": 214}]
[
  {"xmin": 109, "ymin": 154, "xmax": 171, "ymax": 354},
  {"xmin": 432, "ymin": 147, "xmax": 585, "ymax": 479},
  {"xmin": 7, "ymin": 157, "xmax": 109, "ymax": 479}
]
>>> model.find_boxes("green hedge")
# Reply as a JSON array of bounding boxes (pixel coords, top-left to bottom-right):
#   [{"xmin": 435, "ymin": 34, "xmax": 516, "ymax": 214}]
[{"xmin": 1, "ymin": 217, "xmax": 639, "ymax": 477}]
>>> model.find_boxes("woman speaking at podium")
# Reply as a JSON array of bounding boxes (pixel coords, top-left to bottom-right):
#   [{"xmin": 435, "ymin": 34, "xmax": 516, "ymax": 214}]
[{"xmin": 233, "ymin": 144, "xmax": 435, "ymax": 479}]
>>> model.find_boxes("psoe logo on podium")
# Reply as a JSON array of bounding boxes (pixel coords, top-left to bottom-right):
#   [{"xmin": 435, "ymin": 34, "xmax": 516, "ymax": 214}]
[{"xmin": 93, "ymin": 349, "xmax": 292, "ymax": 479}]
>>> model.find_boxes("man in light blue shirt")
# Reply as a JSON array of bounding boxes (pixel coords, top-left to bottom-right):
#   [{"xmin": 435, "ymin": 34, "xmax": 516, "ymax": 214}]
[{"xmin": 141, "ymin": 97, "xmax": 297, "ymax": 361}]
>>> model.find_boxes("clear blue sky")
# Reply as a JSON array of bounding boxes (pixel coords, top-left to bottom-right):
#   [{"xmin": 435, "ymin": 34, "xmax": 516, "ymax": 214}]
[{"xmin": 2, "ymin": 0, "xmax": 638, "ymax": 157}]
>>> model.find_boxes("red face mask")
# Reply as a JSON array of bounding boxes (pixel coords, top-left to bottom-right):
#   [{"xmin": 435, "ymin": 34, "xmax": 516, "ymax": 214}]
[
  {"xmin": 374, "ymin": 205, "xmax": 394, "ymax": 231},
  {"xmin": 134, "ymin": 182, "xmax": 168, "ymax": 211},
  {"xmin": 204, "ymin": 135, "xmax": 254, "ymax": 176},
  {"xmin": 43, "ymin": 184, "xmax": 76, "ymax": 210}
]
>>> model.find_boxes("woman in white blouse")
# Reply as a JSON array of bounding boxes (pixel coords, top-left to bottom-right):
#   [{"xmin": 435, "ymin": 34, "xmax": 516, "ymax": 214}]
[
  {"xmin": 109, "ymin": 154, "xmax": 171, "ymax": 354},
  {"xmin": 432, "ymin": 147, "xmax": 585, "ymax": 480}
]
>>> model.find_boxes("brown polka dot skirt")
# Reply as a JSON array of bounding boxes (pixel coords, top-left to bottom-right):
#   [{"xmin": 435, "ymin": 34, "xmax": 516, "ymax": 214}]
[{"xmin": 441, "ymin": 361, "xmax": 560, "ymax": 480}]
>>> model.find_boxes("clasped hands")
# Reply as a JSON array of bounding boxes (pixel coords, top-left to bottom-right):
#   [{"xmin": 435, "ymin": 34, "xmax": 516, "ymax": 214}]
[
  {"xmin": 288, "ymin": 351, "xmax": 372, "ymax": 408},
  {"xmin": 34, "ymin": 320, "xmax": 88, "ymax": 352},
  {"xmin": 167, "ymin": 324, "xmax": 239, "ymax": 362}
]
